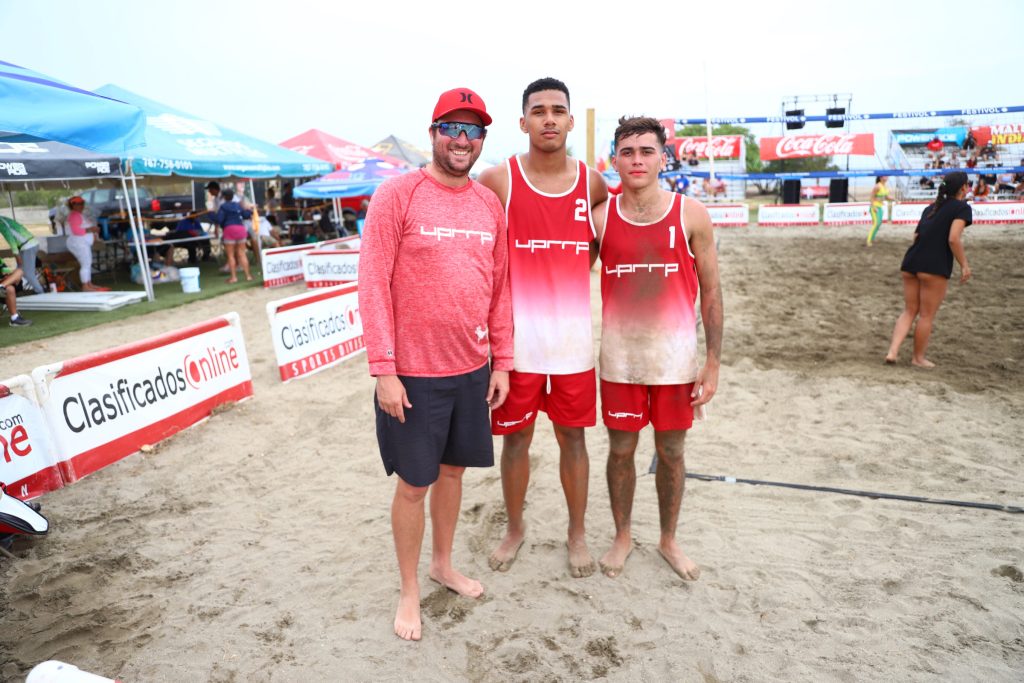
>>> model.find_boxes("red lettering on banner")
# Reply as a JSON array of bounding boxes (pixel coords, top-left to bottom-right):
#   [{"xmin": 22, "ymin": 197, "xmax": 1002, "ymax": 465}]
[
  {"xmin": 1, "ymin": 425, "xmax": 32, "ymax": 463},
  {"xmin": 760, "ymin": 133, "xmax": 875, "ymax": 161},
  {"xmin": 264, "ymin": 274, "xmax": 304, "ymax": 288},
  {"xmin": 674, "ymin": 136, "xmax": 742, "ymax": 159},
  {"xmin": 280, "ymin": 337, "xmax": 366, "ymax": 380}
]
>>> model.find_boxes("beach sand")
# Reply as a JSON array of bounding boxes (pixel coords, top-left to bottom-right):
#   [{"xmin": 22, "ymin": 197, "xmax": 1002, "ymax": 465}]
[{"xmin": 2, "ymin": 223, "xmax": 1022, "ymax": 682}]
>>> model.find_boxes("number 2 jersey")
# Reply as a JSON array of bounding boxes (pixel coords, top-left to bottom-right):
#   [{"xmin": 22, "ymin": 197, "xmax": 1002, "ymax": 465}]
[
  {"xmin": 505, "ymin": 155, "xmax": 596, "ymax": 374},
  {"xmin": 599, "ymin": 193, "xmax": 699, "ymax": 385}
]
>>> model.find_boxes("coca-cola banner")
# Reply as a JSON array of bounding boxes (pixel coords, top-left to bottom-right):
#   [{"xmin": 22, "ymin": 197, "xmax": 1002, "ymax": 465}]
[
  {"xmin": 674, "ymin": 136, "xmax": 742, "ymax": 159},
  {"xmin": 760, "ymin": 133, "xmax": 875, "ymax": 161}
]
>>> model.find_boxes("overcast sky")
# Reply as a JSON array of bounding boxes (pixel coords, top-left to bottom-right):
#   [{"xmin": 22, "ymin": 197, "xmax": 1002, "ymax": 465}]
[{"xmin": 3, "ymin": 0, "xmax": 1022, "ymax": 167}]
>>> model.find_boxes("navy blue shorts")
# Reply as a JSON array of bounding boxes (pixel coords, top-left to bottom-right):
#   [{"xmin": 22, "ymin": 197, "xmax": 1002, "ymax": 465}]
[{"xmin": 374, "ymin": 364, "xmax": 494, "ymax": 487}]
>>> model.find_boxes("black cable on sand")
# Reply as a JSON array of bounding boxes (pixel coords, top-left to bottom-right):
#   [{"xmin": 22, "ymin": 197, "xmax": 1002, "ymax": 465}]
[{"xmin": 647, "ymin": 456, "xmax": 1023, "ymax": 514}]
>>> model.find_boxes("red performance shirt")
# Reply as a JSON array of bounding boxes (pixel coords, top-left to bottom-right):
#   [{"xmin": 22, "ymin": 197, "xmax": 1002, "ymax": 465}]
[{"xmin": 358, "ymin": 169, "xmax": 513, "ymax": 378}]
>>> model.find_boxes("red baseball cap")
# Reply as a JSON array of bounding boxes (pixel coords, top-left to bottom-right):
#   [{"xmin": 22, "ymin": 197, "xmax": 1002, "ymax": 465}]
[{"xmin": 432, "ymin": 87, "xmax": 492, "ymax": 126}]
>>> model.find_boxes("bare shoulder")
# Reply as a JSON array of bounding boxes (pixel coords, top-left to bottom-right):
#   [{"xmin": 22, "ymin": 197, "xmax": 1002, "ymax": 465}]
[
  {"xmin": 477, "ymin": 164, "xmax": 508, "ymax": 204},
  {"xmin": 587, "ymin": 166, "xmax": 609, "ymax": 206},
  {"xmin": 683, "ymin": 196, "xmax": 713, "ymax": 233}
]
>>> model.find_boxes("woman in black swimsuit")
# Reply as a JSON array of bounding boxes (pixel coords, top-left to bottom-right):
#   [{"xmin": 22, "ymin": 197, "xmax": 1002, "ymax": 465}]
[{"xmin": 884, "ymin": 172, "xmax": 973, "ymax": 368}]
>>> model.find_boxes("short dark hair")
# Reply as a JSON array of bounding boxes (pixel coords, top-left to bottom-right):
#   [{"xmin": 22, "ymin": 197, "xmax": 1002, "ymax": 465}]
[
  {"xmin": 221, "ymin": 188, "xmax": 235, "ymax": 201},
  {"xmin": 613, "ymin": 116, "xmax": 667, "ymax": 150},
  {"xmin": 206, "ymin": 181, "xmax": 221, "ymax": 193},
  {"xmin": 522, "ymin": 77, "xmax": 570, "ymax": 112}
]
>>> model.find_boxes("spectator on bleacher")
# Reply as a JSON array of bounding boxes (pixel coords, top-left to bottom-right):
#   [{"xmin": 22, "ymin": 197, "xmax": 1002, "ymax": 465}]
[
  {"xmin": 973, "ymin": 177, "xmax": 991, "ymax": 201},
  {"xmin": 926, "ymin": 136, "xmax": 944, "ymax": 165},
  {"xmin": 962, "ymin": 130, "xmax": 977, "ymax": 153},
  {"xmin": 919, "ymin": 176, "xmax": 935, "ymax": 190},
  {"xmin": 687, "ymin": 152, "xmax": 699, "ymax": 167},
  {"xmin": 949, "ymin": 148, "xmax": 961, "ymax": 168},
  {"xmin": 965, "ymin": 155, "xmax": 978, "ymax": 169},
  {"xmin": 979, "ymin": 140, "xmax": 998, "ymax": 162},
  {"xmin": 996, "ymin": 172, "xmax": 1016, "ymax": 194},
  {"xmin": 703, "ymin": 177, "xmax": 726, "ymax": 199}
]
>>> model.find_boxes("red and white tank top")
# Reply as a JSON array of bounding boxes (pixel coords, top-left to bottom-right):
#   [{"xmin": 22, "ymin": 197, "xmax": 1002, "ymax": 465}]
[
  {"xmin": 505, "ymin": 155, "xmax": 596, "ymax": 374},
  {"xmin": 599, "ymin": 193, "xmax": 699, "ymax": 385}
]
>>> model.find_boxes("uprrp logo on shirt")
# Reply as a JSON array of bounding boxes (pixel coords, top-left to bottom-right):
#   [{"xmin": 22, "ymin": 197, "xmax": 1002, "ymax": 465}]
[
  {"xmin": 604, "ymin": 263, "xmax": 680, "ymax": 278},
  {"xmin": 420, "ymin": 225, "xmax": 493, "ymax": 245},
  {"xmin": 515, "ymin": 239, "xmax": 589, "ymax": 254}
]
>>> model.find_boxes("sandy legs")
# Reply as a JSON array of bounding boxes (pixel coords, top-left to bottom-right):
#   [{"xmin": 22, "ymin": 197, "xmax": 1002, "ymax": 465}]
[
  {"xmin": 225, "ymin": 243, "xmax": 252, "ymax": 283},
  {"xmin": 601, "ymin": 428, "xmax": 699, "ymax": 580},
  {"xmin": 886, "ymin": 272, "xmax": 948, "ymax": 367},
  {"xmin": 391, "ymin": 465, "xmax": 481, "ymax": 642},
  {"xmin": 653, "ymin": 430, "xmax": 700, "ymax": 581},
  {"xmin": 553, "ymin": 424, "xmax": 595, "ymax": 577},
  {"xmin": 428, "ymin": 466, "xmax": 483, "ymax": 598},
  {"xmin": 490, "ymin": 422, "xmax": 595, "ymax": 577},
  {"xmin": 600, "ymin": 429, "xmax": 638, "ymax": 578}
]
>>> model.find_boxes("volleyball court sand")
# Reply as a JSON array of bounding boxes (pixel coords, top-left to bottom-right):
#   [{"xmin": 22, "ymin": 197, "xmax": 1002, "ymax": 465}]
[{"xmin": 1, "ymin": 224, "xmax": 1022, "ymax": 681}]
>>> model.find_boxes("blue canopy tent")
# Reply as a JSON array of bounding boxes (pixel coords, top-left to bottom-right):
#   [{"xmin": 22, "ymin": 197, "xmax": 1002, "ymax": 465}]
[
  {"xmin": 0, "ymin": 61, "xmax": 154, "ymax": 299},
  {"xmin": 0, "ymin": 61, "xmax": 145, "ymax": 154},
  {"xmin": 94, "ymin": 84, "xmax": 331, "ymax": 179},
  {"xmin": 293, "ymin": 159, "xmax": 407, "ymax": 199},
  {"xmin": 89, "ymin": 84, "xmax": 331, "ymax": 298},
  {"xmin": 294, "ymin": 159, "xmax": 408, "ymax": 235}
]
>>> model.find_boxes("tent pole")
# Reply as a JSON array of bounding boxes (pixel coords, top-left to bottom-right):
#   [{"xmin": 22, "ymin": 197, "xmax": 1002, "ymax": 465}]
[
  {"xmin": 128, "ymin": 170, "xmax": 155, "ymax": 301},
  {"xmin": 119, "ymin": 172, "xmax": 153, "ymax": 302},
  {"xmin": 6, "ymin": 187, "xmax": 16, "ymax": 221}
]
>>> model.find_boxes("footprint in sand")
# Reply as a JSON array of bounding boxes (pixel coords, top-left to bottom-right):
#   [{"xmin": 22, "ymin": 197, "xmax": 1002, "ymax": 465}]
[{"xmin": 991, "ymin": 564, "xmax": 1023, "ymax": 583}]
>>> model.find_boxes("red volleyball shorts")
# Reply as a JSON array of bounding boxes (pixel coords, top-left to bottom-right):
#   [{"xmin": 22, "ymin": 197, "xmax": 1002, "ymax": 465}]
[
  {"xmin": 600, "ymin": 381, "xmax": 696, "ymax": 432},
  {"xmin": 491, "ymin": 368, "xmax": 597, "ymax": 434}
]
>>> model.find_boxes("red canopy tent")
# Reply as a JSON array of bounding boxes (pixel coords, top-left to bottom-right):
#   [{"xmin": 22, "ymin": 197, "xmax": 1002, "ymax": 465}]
[{"xmin": 279, "ymin": 129, "xmax": 410, "ymax": 170}]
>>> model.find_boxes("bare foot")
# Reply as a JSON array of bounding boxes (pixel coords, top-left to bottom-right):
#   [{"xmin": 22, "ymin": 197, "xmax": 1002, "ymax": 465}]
[
  {"xmin": 488, "ymin": 532, "xmax": 525, "ymax": 572},
  {"xmin": 599, "ymin": 537, "xmax": 633, "ymax": 579},
  {"xmin": 658, "ymin": 541, "xmax": 700, "ymax": 581},
  {"xmin": 911, "ymin": 358, "xmax": 936, "ymax": 369},
  {"xmin": 428, "ymin": 566, "xmax": 484, "ymax": 598},
  {"xmin": 394, "ymin": 590, "xmax": 421, "ymax": 641},
  {"xmin": 883, "ymin": 355, "xmax": 897, "ymax": 365},
  {"xmin": 567, "ymin": 537, "xmax": 596, "ymax": 578},
  {"xmin": 245, "ymin": 275, "xmax": 254, "ymax": 281},
  {"xmin": 226, "ymin": 277, "xmax": 238, "ymax": 284}
]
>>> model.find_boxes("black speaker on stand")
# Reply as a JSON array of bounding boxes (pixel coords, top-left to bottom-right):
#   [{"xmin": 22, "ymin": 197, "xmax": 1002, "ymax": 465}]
[
  {"xmin": 829, "ymin": 178, "xmax": 849, "ymax": 203},
  {"xmin": 782, "ymin": 179, "xmax": 801, "ymax": 204}
]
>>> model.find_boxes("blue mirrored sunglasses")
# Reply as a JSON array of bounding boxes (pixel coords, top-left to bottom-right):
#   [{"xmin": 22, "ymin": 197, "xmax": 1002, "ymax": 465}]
[{"xmin": 431, "ymin": 121, "xmax": 487, "ymax": 140}]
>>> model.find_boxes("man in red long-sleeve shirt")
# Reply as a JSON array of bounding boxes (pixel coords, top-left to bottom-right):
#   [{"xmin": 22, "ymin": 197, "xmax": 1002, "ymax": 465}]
[{"xmin": 358, "ymin": 87, "xmax": 512, "ymax": 642}]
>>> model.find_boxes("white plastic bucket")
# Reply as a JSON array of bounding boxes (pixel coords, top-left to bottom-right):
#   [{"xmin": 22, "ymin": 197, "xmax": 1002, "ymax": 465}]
[{"xmin": 180, "ymin": 267, "xmax": 200, "ymax": 294}]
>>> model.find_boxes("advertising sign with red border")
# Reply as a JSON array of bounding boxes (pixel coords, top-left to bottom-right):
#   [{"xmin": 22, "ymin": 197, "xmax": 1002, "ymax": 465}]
[
  {"xmin": 1, "ymin": 375, "xmax": 61, "ymax": 500},
  {"xmin": 31, "ymin": 314, "xmax": 253, "ymax": 484},
  {"xmin": 757, "ymin": 204, "xmax": 821, "ymax": 226},
  {"xmin": 892, "ymin": 201, "xmax": 1024, "ymax": 225},
  {"xmin": 303, "ymin": 250, "xmax": 360, "ymax": 289},
  {"xmin": 266, "ymin": 283, "xmax": 365, "ymax": 382},
  {"xmin": 262, "ymin": 243, "xmax": 318, "ymax": 288},
  {"xmin": 706, "ymin": 204, "xmax": 749, "ymax": 226},
  {"xmin": 823, "ymin": 202, "xmax": 878, "ymax": 225}
]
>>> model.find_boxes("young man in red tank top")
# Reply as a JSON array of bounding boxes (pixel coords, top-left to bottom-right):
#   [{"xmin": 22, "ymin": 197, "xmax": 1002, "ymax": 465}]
[
  {"xmin": 592, "ymin": 116, "xmax": 722, "ymax": 581},
  {"xmin": 478, "ymin": 78, "xmax": 608, "ymax": 578}
]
